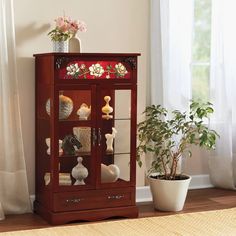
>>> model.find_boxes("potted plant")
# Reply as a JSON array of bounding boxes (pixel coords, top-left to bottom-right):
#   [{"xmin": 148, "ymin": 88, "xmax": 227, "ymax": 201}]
[{"xmin": 137, "ymin": 101, "xmax": 219, "ymax": 211}]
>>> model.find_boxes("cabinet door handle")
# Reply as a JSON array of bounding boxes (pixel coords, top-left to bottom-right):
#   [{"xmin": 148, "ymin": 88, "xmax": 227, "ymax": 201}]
[
  {"xmin": 92, "ymin": 128, "xmax": 97, "ymax": 146},
  {"xmin": 66, "ymin": 198, "xmax": 84, "ymax": 203},
  {"xmin": 107, "ymin": 194, "xmax": 125, "ymax": 200},
  {"xmin": 98, "ymin": 128, "xmax": 102, "ymax": 146}
]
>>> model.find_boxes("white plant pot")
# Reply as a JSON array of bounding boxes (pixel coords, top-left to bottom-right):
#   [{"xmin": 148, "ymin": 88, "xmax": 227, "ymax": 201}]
[{"xmin": 149, "ymin": 175, "xmax": 191, "ymax": 211}]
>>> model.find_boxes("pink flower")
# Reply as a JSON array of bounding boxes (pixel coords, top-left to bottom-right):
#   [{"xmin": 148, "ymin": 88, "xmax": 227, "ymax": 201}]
[
  {"xmin": 78, "ymin": 21, "xmax": 87, "ymax": 32},
  {"xmin": 48, "ymin": 16, "xmax": 87, "ymax": 41},
  {"xmin": 55, "ymin": 17, "xmax": 65, "ymax": 28}
]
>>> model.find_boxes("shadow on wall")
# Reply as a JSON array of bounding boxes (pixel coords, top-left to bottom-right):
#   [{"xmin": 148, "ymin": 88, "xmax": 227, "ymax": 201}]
[
  {"xmin": 15, "ymin": 22, "xmax": 50, "ymax": 46},
  {"xmin": 16, "ymin": 56, "xmax": 35, "ymax": 194}
]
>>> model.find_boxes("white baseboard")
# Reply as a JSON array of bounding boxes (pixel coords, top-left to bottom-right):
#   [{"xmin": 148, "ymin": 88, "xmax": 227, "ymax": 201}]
[
  {"xmin": 188, "ymin": 174, "xmax": 214, "ymax": 190},
  {"xmin": 30, "ymin": 175, "xmax": 214, "ymax": 205},
  {"xmin": 136, "ymin": 174, "xmax": 214, "ymax": 203}
]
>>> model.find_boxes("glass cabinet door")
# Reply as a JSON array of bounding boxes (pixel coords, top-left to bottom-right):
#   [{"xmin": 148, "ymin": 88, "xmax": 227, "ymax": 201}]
[
  {"xmin": 99, "ymin": 88, "xmax": 133, "ymax": 186},
  {"xmin": 37, "ymin": 85, "xmax": 51, "ymax": 190},
  {"xmin": 53, "ymin": 87, "xmax": 96, "ymax": 189}
]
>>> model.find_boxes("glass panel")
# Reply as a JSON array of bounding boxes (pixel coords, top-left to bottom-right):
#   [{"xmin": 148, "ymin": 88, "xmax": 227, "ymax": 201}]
[
  {"xmin": 59, "ymin": 155, "xmax": 92, "ymax": 186},
  {"xmin": 37, "ymin": 85, "xmax": 51, "ymax": 188},
  {"xmin": 192, "ymin": 0, "xmax": 212, "ymax": 62},
  {"xmin": 115, "ymin": 90, "xmax": 131, "ymax": 119},
  {"xmin": 192, "ymin": 65, "xmax": 210, "ymax": 102},
  {"xmin": 100, "ymin": 89, "xmax": 131, "ymax": 184},
  {"xmin": 58, "ymin": 126, "xmax": 93, "ymax": 187},
  {"xmin": 56, "ymin": 88, "xmax": 93, "ymax": 187},
  {"xmin": 114, "ymin": 154, "xmax": 130, "ymax": 182},
  {"xmin": 58, "ymin": 60, "xmax": 131, "ymax": 80},
  {"xmin": 114, "ymin": 120, "xmax": 130, "ymax": 154}
]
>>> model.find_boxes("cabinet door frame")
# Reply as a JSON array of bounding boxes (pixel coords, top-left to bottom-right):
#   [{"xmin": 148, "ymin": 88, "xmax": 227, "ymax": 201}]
[
  {"xmin": 51, "ymin": 84, "xmax": 98, "ymax": 192},
  {"xmin": 95, "ymin": 83, "xmax": 137, "ymax": 189}
]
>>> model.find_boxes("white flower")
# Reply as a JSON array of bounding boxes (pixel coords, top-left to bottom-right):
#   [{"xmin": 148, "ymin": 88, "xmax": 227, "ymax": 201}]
[
  {"xmin": 89, "ymin": 63, "xmax": 104, "ymax": 77},
  {"xmin": 115, "ymin": 63, "xmax": 128, "ymax": 77},
  {"xmin": 67, "ymin": 63, "xmax": 79, "ymax": 76},
  {"xmin": 106, "ymin": 74, "xmax": 110, "ymax": 79}
]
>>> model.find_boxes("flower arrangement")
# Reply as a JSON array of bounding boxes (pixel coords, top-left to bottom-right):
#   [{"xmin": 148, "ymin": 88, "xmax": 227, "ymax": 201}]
[{"xmin": 48, "ymin": 16, "xmax": 87, "ymax": 41}]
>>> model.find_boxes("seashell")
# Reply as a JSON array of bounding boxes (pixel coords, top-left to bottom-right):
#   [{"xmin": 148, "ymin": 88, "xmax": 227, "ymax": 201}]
[{"xmin": 46, "ymin": 95, "xmax": 73, "ymax": 120}]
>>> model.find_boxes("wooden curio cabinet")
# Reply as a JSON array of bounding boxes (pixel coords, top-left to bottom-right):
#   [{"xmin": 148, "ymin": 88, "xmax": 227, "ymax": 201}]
[{"xmin": 34, "ymin": 53, "xmax": 140, "ymax": 224}]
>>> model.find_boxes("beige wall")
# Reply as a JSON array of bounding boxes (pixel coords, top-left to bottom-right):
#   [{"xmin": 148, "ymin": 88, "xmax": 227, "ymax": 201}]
[{"xmin": 13, "ymin": 0, "xmax": 149, "ymax": 194}]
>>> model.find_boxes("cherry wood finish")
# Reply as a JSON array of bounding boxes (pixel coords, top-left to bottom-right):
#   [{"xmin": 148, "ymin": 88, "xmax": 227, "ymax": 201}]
[
  {"xmin": 0, "ymin": 188, "xmax": 235, "ymax": 233},
  {"xmin": 34, "ymin": 53, "xmax": 140, "ymax": 224}
]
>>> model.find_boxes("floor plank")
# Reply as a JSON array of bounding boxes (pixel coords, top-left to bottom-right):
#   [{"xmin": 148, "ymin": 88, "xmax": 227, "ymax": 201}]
[{"xmin": 0, "ymin": 188, "xmax": 235, "ymax": 233}]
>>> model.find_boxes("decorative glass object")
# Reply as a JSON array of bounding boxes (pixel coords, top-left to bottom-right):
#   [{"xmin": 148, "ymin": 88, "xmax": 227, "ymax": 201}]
[
  {"xmin": 71, "ymin": 157, "xmax": 88, "ymax": 185},
  {"xmin": 102, "ymin": 96, "xmax": 113, "ymax": 120},
  {"xmin": 52, "ymin": 40, "xmax": 69, "ymax": 53}
]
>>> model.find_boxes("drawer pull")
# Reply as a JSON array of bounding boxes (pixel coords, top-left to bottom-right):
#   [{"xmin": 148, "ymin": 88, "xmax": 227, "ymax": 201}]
[
  {"xmin": 107, "ymin": 194, "xmax": 125, "ymax": 200},
  {"xmin": 66, "ymin": 198, "xmax": 84, "ymax": 203}
]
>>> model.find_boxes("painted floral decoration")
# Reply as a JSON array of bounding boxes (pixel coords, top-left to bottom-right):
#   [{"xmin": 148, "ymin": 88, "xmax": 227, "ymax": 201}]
[
  {"xmin": 48, "ymin": 16, "xmax": 87, "ymax": 41},
  {"xmin": 66, "ymin": 62, "xmax": 128, "ymax": 79},
  {"xmin": 115, "ymin": 63, "xmax": 128, "ymax": 77},
  {"xmin": 89, "ymin": 64, "xmax": 105, "ymax": 77},
  {"xmin": 67, "ymin": 63, "xmax": 80, "ymax": 76}
]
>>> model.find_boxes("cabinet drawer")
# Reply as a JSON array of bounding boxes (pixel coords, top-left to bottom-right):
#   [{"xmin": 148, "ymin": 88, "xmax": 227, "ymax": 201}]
[{"xmin": 53, "ymin": 188, "xmax": 133, "ymax": 212}]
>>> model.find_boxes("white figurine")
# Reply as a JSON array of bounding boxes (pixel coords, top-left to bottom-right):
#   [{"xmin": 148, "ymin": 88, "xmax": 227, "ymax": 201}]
[
  {"xmin": 101, "ymin": 163, "xmax": 120, "ymax": 183},
  {"xmin": 105, "ymin": 127, "xmax": 117, "ymax": 153},
  {"xmin": 77, "ymin": 103, "xmax": 91, "ymax": 120},
  {"xmin": 71, "ymin": 157, "xmax": 88, "ymax": 185},
  {"xmin": 45, "ymin": 138, "xmax": 63, "ymax": 156}
]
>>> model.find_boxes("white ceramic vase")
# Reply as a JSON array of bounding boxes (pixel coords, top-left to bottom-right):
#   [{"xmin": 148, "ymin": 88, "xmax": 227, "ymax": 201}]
[
  {"xmin": 69, "ymin": 35, "xmax": 82, "ymax": 53},
  {"xmin": 71, "ymin": 157, "xmax": 88, "ymax": 185},
  {"xmin": 149, "ymin": 175, "xmax": 191, "ymax": 211}
]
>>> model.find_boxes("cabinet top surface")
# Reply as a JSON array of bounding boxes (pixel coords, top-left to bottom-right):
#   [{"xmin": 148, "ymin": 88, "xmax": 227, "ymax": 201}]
[{"xmin": 33, "ymin": 52, "xmax": 141, "ymax": 57}]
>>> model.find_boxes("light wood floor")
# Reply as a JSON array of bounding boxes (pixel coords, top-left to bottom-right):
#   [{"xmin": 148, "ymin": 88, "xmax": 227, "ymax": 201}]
[{"xmin": 0, "ymin": 188, "xmax": 235, "ymax": 233}]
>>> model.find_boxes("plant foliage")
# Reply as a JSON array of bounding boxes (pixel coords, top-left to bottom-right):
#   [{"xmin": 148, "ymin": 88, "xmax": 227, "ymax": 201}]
[{"xmin": 137, "ymin": 101, "xmax": 219, "ymax": 180}]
